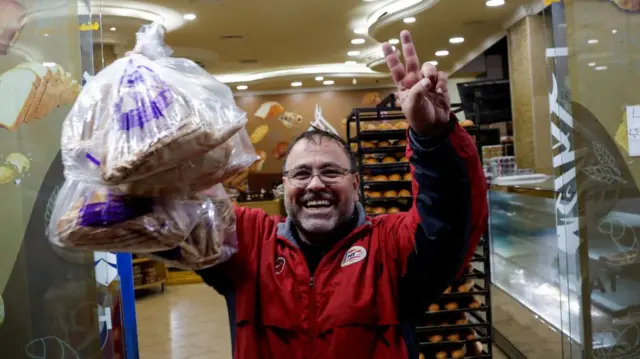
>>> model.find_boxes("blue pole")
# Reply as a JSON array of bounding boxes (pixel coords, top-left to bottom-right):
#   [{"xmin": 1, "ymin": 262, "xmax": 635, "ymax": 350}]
[{"xmin": 117, "ymin": 253, "xmax": 139, "ymax": 359}]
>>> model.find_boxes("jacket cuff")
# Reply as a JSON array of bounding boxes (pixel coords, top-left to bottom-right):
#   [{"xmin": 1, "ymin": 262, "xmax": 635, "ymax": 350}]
[{"xmin": 409, "ymin": 114, "xmax": 457, "ymax": 152}]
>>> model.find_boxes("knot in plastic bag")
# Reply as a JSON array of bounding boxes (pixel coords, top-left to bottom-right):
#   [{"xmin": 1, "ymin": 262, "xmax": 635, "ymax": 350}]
[{"xmin": 132, "ymin": 22, "xmax": 173, "ymax": 60}]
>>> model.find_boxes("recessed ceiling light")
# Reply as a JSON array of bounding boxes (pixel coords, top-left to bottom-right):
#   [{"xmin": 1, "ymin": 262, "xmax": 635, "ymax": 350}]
[
  {"xmin": 435, "ymin": 50, "xmax": 449, "ymax": 57},
  {"xmin": 354, "ymin": 28, "xmax": 367, "ymax": 35},
  {"xmin": 427, "ymin": 61, "xmax": 438, "ymax": 66},
  {"xmin": 110, "ymin": 27, "xmax": 116, "ymax": 31},
  {"xmin": 485, "ymin": 0, "xmax": 505, "ymax": 6},
  {"xmin": 236, "ymin": 85, "xmax": 248, "ymax": 90},
  {"xmin": 352, "ymin": 78, "xmax": 358, "ymax": 85},
  {"xmin": 291, "ymin": 82, "xmax": 303, "ymax": 87},
  {"xmin": 595, "ymin": 66, "xmax": 607, "ymax": 71},
  {"xmin": 183, "ymin": 13, "xmax": 196, "ymax": 20},
  {"xmin": 612, "ymin": 29, "xmax": 618, "ymax": 34},
  {"xmin": 449, "ymin": 37, "xmax": 464, "ymax": 44},
  {"xmin": 44, "ymin": 33, "xmax": 49, "ymax": 37},
  {"xmin": 587, "ymin": 39, "xmax": 599, "ymax": 44},
  {"xmin": 345, "ymin": 61, "xmax": 357, "ymax": 65},
  {"xmin": 347, "ymin": 50, "xmax": 361, "ymax": 56},
  {"xmin": 389, "ymin": 38, "xmax": 400, "ymax": 45},
  {"xmin": 323, "ymin": 80, "xmax": 335, "ymax": 85},
  {"xmin": 403, "ymin": 17, "xmax": 416, "ymax": 24},
  {"xmin": 351, "ymin": 38, "xmax": 365, "ymax": 45},
  {"xmin": 588, "ymin": 62, "xmax": 596, "ymax": 67},
  {"xmin": 315, "ymin": 76, "xmax": 324, "ymax": 81}
]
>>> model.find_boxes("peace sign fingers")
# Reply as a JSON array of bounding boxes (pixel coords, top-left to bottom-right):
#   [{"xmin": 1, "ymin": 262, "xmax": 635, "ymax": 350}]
[
  {"xmin": 400, "ymin": 30, "xmax": 421, "ymax": 75},
  {"xmin": 383, "ymin": 30, "xmax": 422, "ymax": 90},
  {"xmin": 382, "ymin": 42, "xmax": 406, "ymax": 88}
]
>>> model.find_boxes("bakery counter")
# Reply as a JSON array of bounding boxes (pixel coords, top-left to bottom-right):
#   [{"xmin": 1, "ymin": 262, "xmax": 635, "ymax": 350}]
[{"xmin": 489, "ymin": 181, "xmax": 640, "ymax": 357}]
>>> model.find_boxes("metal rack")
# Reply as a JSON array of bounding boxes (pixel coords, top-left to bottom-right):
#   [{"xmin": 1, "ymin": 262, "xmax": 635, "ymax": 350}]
[{"xmin": 346, "ymin": 103, "xmax": 493, "ymax": 359}]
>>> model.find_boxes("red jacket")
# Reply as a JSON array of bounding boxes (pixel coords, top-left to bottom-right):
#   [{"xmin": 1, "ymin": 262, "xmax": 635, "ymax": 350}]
[{"xmin": 195, "ymin": 119, "xmax": 488, "ymax": 359}]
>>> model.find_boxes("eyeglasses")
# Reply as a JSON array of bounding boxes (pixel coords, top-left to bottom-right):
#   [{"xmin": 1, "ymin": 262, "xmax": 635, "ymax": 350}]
[{"xmin": 284, "ymin": 166, "xmax": 354, "ymax": 188}]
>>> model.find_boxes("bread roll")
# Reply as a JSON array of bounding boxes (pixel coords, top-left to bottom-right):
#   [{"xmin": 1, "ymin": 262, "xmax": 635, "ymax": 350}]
[
  {"xmin": 428, "ymin": 303, "xmax": 440, "ymax": 312},
  {"xmin": 468, "ymin": 300, "xmax": 482, "ymax": 309},
  {"xmin": 382, "ymin": 157, "xmax": 396, "ymax": 163},
  {"xmin": 364, "ymin": 123, "xmax": 377, "ymax": 131},
  {"xmin": 460, "ymin": 119, "xmax": 474, "ymax": 127},
  {"xmin": 458, "ymin": 280, "xmax": 474, "ymax": 293},
  {"xmin": 435, "ymin": 352, "xmax": 447, "ymax": 359},
  {"xmin": 429, "ymin": 334, "xmax": 443, "ymax": 343},
  {"xmin": 363, "ymin": 175, "xmax": 371, "ymax": 181},
  {"xmin": 388, "ymin": 173, "xmax": 401, "ymax": 181},
  {"xmin": 364, "ymin": 205, "xmax": 373, "ymax": 213},
  {"xmin": 398, "ymin": 156, "xmax": 408, "ymax": 162},
  {"xmin": 418, "ymin": 353, "xmax": 425, "ymax": 359},
  {"xmin": 456, "ymin": 316, "xmax": 468, "ymax": 325},
  {"xmin": 373, "ymin": 207, "xmax": 386, "ymax": 214},
  {"xmin": 363, "ymin": 158, "xmax": 378, "ymax": 165},
  {"xmin": 378, "ymin": 122, "xmax": 393, "ymax": 131},
  {"xmin": 397, "ymin": 139, "xmax": 408, "ymax": 146},
  {"xmin": 367, "ymin": 191, "xmax": 382, "ymax": 198},
  {"xmin": 451, "ymin": 349, "xmax": 466, "ymax": 359},
  {"xmin": 383, "ymin": 190, "xmax": 398, "ymax": 198},
  {"xmin": 361, "ymin": 141, "xmax": 375, "ymax": 148},
  {"xmin": 398, "ymin": 189, "xmax": 411, "ymax": 197},
  {"xmin": 377, "ymin": 140, "xmax": 391, "ymax": 147},
  {"xmin": 447, "ymin": 333, "xmax": 461, "ymax": 342},
  {"xmin": 443, "ymin": 286, "xmax": 452, "ymax": 294},
  {"xmin": 445, "ymin": 302, "xmax": 459, "ymax": 310},
  {"xmin": 394, "ymin": 121, "xmax": 409, "ymax": 130},
  {"xmin": 372, "ymin": 175, "xmax": 388, "ymax": 182},
  {"xmin": 403, "ymin": 173, "xmax": 412, "ymax": 181},
  {"xmin": 387, "ymin": 207, "xmax": 400, "ymax": 214}
]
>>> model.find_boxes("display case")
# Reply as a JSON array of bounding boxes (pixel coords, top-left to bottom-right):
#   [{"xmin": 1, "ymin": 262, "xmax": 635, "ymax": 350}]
[{"xmin": 489, "ymin": 179, "xmax": 640, "ymax": 358}]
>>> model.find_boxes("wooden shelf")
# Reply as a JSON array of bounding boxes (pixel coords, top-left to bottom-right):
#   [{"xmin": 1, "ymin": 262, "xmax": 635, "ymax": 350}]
[{"xmin": 134, "ymin": 279, "xmax": 166, "ymax": 290}]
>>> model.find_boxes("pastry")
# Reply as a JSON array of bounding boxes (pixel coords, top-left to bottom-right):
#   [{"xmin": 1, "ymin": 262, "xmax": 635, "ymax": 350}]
[
  {"xmin": 377, "ymin": 140, "xmax": 391, "ymax": 147},
  {"xmin": 372, "ymin": 175, "xmax": 388, "ymax": 182},
  {"xmin": 393, "ymin": 121, "xmax": 409, "ymax": 130},
  {"xmin": 444, "ymin": 302, "xmax": 459, "ymax": 310},
  {"xmin": 378, "ymin": 122, "xmax": 393, "ymax": 131},
  {"xmin": 363, "ymin": 175, "xmax": 371, "ymax": 181},
  {"xmin": 451, "ymin": 349, "xmax": 466, "ymax": 359},
  {"xmin": 455, "ymin": 316, "xmax": 468, "ymax": 325},
  {"xmin": 457, "ymin": 280, "xmax": 474, "ymax": 293},
  {"xmin": 418, "ymin": 353, "xmax": 425, "ymax": 359},
  {"xmin": 382, "ymin": 157, "xmax": 396, "ymax": 163},
  {"xmin": 388, "ymin": 173, "xmax": 402, "ymax": 181},
  {"xmin": 435, "ymin": 352, "xmax": 447, "ymax": 359},
  {"xmin": 428, "ymin": 334, "xmax": 443, "ymax": 343},
  {"xmin": 447, "ymin": 333, "xmax": 461, "ymax": 342},
  {"xmin": 364, "ymin": 123, "xmax": 377, "ymax": 131},
  {"xmin": 466, "ymin": 331, "xmax": 477, "ymax": 340},
  {"xmin": 398, "ymin": 156, "xmax": 409, "ymax": 162},
  {"xmin": 428, "ymin": 303, "xmax": 440, "ymax": 312},
  {"xmin": 398, "ymin": 189, "xmax": 411, "ymax": 197},
  {"xmin": 367, "ymin": 191, "xmax": 382, "ymax": 198},
  {"xmin": 364, "ymin": 158, "xmax": 378, "ymax": 165},
  {"xmin": 460, "ymin": 119, "xmax": 474, "ymax": 127},
  {"xmin": 397, "ymin": 139, "xmax": 408, "ymax": 146},
  {"xmin": 373, "ymin": 207, "xmax": 386, "ymax": 214},
  {"xmin": 383, "ymin": 190, "xmax": 398, "ymax": 198},
  {"xmin": 468, "ymin": 300, "xmax": 482, "ymax": 309},
  {"xmin": 443, "ymin": 286, "xmax": 452, "ymax": 294},
  {"xmin": 387, "ymin": 207, "xmax": 401, "ymax": 214},
  {"xmin": 361, "ymin": 141, "xmax": 376, "ymax": 148},
  {"xmin": 403, "ymin": 173, "xmax": 412, "ymax": 181},
  {"xmin": 364, "ymin": 205, "xmax": 373, "ymax": 213}
]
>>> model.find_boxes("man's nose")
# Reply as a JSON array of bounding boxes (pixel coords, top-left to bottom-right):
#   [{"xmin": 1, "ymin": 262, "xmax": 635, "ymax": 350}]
[{"xmin": 305, "ymin": 175, "xmax": 326, "ymax": 190}]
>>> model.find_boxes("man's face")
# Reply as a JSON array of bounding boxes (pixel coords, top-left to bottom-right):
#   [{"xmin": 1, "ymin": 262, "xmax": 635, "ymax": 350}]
[{"xmin": 283, "ymin": 138, "xmax": 359, "ymax": 241}]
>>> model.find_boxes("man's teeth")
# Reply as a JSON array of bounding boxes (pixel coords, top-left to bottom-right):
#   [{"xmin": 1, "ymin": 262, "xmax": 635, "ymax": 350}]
[{"xmin": 305, "ymin": 200, "xmax": 331, "ymax": 207}]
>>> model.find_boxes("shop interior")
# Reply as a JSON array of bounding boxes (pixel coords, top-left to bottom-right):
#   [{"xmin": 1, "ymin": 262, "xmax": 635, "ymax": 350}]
[{"xmin": 1, "ymin": 0, "xmax": 640, "ymax": 358}]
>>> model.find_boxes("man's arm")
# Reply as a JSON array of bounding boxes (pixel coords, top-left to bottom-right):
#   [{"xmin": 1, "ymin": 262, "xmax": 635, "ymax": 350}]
[{"xmin": 380, "ymin": 115, "xmax": 488, "ymax": 309}]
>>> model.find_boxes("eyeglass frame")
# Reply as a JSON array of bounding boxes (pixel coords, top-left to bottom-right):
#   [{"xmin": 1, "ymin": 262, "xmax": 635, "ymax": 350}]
[{"xmin": 283, "ymin": 165, "xmax": 356, "ymax": 188}]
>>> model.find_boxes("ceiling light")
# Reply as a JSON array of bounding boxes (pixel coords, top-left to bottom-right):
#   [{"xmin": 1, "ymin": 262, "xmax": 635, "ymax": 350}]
[
  {"xmin": 587, "ymin": 39, "xmax": 599, "ymax": 44},
  {"xmin": 449, "ymin": 37, "xmax": 464, "ymax": 44},
  {"xmin": 485, "ymin": 0, "xmax": 505, "ymax": 6},
  {"xmin": 183, "ymin": 13, "xmax": 196, "ymax": 20},
  {"xmin": 236, "ymin": 85, "xmax": 248, "ymax": 90},
  {"xmin": 351, "ymin": 38, "xmax": 365, "ymax": 45},
  {"xmin": 345, "ymin": 61, "xmax": 357, "ymax": 65},
  {"xmin": 427, "ymin": 61, "xmax": 438, "ymax": 66},
  {"xmin": 354, "ymin": 28, "xmax": 367, "ymax": 35},
  {"xmin": 388, "ymin": 38, "xmax": 399, "ymax": 45},
  {"xmin": 403, "ymin": 17, "xmax": 416, "ymax": 24},
  {"xmin": 110, "ymin": 27, "xmax": 116, "ymax": 31},
  {"xmin": 323, "ymin": 80, "xmax": 335, "ymax": 85},
  {"xmin": 435, "ymin": 50, "xmax": 449, "ymax": 57},
  {"xmin": 588, "ymin": 62, "xmax": 596, "ymax": 67},
  {"xmin": 347, "ymin": 50, "xmax": 361, "ymax": 56},
  {"xmin": 315, "ymin": 76, "xmax": 324, "ymax": 81},
  {"xmin": 291, "ymin": 82, "xmax": 303, "ymax": 87},
  {"xmin": 44, "ymin": 33, "xmax": 49, "ymax": 37},
  {"xmin": 612, "ymin": 29, "xmax": 618, "ymax": 34},
  {"xmin": 595, "ymin": 66, "xmax": 607, "ymax": 71},
  {"xmin": 352, "ymin": 78, "xmax": 357, "ymax": 85}
]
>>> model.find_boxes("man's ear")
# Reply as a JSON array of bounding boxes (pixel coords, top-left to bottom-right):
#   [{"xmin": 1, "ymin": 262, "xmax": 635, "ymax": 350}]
[{"xmin": 353, "ymin": 172, "xmax": 361, "ymax": 199}]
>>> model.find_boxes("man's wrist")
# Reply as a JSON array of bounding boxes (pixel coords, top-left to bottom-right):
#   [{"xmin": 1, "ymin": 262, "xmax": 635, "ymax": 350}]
[{"xmin": 409, "ymin": 116, "xmax": 456, "ymax": 151}]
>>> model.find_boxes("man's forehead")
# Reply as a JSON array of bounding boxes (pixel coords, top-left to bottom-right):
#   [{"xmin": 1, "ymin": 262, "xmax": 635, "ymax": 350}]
[{"xmin": 286, "ymin": 138, "xmax": 350, "ymax": 168}]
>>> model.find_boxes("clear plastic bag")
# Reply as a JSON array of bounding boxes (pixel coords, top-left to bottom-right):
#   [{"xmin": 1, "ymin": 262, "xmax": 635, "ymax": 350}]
[
  {"xmin": 48, "ymin": 180, "xmax": 238, "ymax": 270},
  {"xmin": 60, "ymin": 22, "xmax": 248, "ymax": 187}
]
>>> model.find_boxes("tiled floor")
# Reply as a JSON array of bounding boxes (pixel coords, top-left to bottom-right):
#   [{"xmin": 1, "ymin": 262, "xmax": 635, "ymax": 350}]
[{"xmin": 136, "ymin": 284, "xmax": 510, "ymax": 359}]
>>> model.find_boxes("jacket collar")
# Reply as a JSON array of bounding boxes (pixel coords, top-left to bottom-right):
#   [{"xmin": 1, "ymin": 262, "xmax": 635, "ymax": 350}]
[{"xmin": 276, "ymin": 202, "xmax": 369, "ymax": 246}]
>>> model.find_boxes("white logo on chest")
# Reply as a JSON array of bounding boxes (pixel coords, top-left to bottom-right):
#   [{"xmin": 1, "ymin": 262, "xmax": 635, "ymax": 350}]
[{"xmin": 341, "ymin": 246, "xmax": 367, "ymax": 267}]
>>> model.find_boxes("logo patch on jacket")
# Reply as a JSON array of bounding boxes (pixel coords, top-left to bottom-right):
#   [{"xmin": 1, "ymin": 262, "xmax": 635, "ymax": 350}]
[
  {"xmin": 275, "ymin": 257, "xmax": 286, "ymax": 274},
  {"xmin": 341, "ymin": 246, "xmax": 367, "ymax": 267}
]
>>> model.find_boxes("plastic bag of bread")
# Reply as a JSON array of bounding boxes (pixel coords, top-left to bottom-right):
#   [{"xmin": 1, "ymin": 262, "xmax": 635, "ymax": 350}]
[
  {"xmin": 48, "ymin": 180, "xmax": 238, "ymax": 269},
  {"xmin": 61, "ymin": 22, "xmax": 248, "ymax": 188},
  {"xmin": 146, "ymin": 184, "xmax": 238, "ymax": 270}
]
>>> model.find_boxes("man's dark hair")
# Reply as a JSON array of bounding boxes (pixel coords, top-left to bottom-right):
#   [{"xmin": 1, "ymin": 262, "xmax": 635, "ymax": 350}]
[{"xmin": 282, "ymin": 129, "xmax": 356, "ymax": 172}]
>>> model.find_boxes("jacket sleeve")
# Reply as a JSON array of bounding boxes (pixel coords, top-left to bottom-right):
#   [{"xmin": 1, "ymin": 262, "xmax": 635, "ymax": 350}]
[{"xmin": 380, "ymin": 115, "xmax": 488, "ymax": 311}]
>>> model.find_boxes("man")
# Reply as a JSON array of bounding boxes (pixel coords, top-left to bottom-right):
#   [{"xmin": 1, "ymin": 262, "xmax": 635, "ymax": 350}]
[{"xmin": 196, "ymin": 30, "xmax": 488, "ymax": 359}]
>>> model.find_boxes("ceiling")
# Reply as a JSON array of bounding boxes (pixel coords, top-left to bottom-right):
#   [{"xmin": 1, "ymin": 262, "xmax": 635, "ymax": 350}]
[{"xmin": 28, "ymin": 0, "xmax": 545, "ymax": 93}]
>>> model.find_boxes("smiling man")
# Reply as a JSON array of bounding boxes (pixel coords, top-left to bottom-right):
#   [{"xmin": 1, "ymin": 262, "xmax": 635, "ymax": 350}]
[{"xmin": 191, "ymin": 30, "xmax": 488, "ymax": 359}]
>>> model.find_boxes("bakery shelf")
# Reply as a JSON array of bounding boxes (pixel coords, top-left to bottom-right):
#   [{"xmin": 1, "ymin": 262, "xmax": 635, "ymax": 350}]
[
  {"xmin": 425, "ymin": 306, "xmax": 490, "ymax": 316},
  {"xmin": 364, "ymin": 180, "xmax": 412, "ymax": 189},
  {"xmin": 356, "ymin": 146, "xmax": 406, "ymax": 154},
  {"xmin": 417, "ymin": 322, "xmax": 490, "ymax": 333},
  {"xmin": 352, "ymin": 130, "xmax": 407, "ymax": 141},
  {"xmin": 362, "ymin": 162, "xmax": 410, "ymax": 171},
  {"xmin": 420, "ymin": 336, "xmax": 491, "ymax": 347},
  {"xmin": 364, "ymin": 197, "xmax": 413, "ymax": 204}
]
